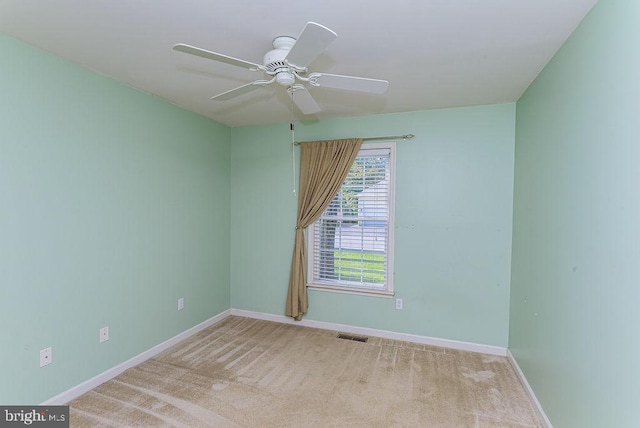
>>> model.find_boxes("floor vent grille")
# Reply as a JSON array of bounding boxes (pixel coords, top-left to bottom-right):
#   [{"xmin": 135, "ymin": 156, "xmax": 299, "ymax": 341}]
[{"xmin": 337, "ymin": 334, "xmax": 369, "ymax": 343}]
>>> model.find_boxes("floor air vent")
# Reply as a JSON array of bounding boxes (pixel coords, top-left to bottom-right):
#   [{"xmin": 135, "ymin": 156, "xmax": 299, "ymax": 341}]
[{"xmin": 337, "ymin": 333, "xmax": 369, "ymax": 343}]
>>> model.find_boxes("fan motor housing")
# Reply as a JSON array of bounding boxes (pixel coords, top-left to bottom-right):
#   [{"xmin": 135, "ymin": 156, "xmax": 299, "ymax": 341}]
[
  {"xmin": 264, "ymin": 36, "xmax": 297, "ymax": 86},
  {"xmin": 263, "ymin": 38, "xmax": 293, "ymax": 69}
]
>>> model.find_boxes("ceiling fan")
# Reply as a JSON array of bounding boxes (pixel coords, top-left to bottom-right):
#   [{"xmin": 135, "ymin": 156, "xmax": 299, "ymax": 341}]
[{"xmin": 173, "ymin": 22, "xmax": 389, "ymax": 115}]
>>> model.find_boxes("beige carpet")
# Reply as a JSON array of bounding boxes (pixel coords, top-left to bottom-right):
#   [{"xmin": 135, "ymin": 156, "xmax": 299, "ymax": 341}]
[{"xmin": 69, "ymin": 316, "xmax": 542, "ymax": 427}]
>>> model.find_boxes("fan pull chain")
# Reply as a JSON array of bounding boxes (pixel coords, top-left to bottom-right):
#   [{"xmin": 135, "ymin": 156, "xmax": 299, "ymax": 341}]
[
  {"xmin": 291, "ymin": 122, "xmax": 296, "ymax": 196},
  {"xmin": 289, "ymin": 88, "xmax": 297, "ymax": 196}
]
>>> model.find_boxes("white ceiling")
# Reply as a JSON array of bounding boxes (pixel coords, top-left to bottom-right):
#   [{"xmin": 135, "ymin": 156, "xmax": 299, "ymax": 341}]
[{"xmin": 0, "ymin": 0, "xmax": 598, "ymax": 128}]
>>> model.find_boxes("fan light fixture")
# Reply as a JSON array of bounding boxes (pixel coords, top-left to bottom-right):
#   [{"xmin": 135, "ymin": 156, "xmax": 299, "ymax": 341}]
[{"xmin": 275, "ymin": 70, "xmax": 296, "ymax": 86}]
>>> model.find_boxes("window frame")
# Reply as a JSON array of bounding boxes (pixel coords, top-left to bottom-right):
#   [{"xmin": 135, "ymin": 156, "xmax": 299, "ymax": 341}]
[{"xmin": 306, "ymin": 141, "xmax": 396, "ymax": 298}]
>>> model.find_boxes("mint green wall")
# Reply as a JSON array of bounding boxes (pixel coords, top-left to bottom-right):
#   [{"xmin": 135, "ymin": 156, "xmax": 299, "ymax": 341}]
[
  {"xmin": 510, "ymin": 0, "xmax": 640, "ymax": 426},
  {"xmin": 0, "ymin": 34, "xmax": 231, "ymax": 404},
  {"xmin": 231, "ymin": 104, "xmax": 516, "ymax": 347}
]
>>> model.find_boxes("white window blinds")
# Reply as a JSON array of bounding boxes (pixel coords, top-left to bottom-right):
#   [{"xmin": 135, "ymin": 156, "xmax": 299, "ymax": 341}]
[{"xmin": 309, "ymin": 144, "xmax": 394, "ymax": 294}]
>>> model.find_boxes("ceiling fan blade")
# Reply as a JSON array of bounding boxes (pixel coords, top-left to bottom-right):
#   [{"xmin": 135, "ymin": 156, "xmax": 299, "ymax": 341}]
[
  {"xmin": 285, "ymin": 22, "xmax": 337, "ymax": 69},
  {"xmin": 309, "ymin": 73, "xmax": 389, "ymax": 94},
  {"xmin": 211, "ymin": 82, "xmax": 266, "ymax": 101},
  {"xmin": 173, "ymin": 43, "xmax": 262, "ymax": 71},
  {"xmin": 288, "ymin": 85, "xmax": 321, "ymax": 115}
]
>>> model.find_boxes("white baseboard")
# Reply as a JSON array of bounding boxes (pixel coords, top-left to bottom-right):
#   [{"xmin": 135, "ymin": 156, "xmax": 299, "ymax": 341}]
[
  {"xmin": 229, "ymin": 309, "xmax": 508, "ymax": 356},
  {"xmin": 42, "ymin": 307, "xmax": 513, "ymax": 406},
  {"xmin": 41, "ymin": 309, "xmax": 232, "ymax": 405},
  {"xmin": 507, "ymin": 350, "xmax": 553, "ymax": 428}
]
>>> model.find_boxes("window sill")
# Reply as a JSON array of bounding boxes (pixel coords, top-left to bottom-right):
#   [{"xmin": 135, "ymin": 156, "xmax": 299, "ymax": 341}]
[{"xmin": 307, "ymin": 283, "xmax": 394, "ymax": 298}]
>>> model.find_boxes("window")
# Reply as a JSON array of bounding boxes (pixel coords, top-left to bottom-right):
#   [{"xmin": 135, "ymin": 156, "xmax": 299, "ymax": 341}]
[{"xmin": 307, "ymin": 142, "xmax": 395, "ymax": 296}]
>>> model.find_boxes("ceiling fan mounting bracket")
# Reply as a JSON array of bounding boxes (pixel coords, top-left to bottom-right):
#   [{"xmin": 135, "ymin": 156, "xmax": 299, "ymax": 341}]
[{"xmin": 272, "ymin": 36, "xmax": 296, "ymax": 50}]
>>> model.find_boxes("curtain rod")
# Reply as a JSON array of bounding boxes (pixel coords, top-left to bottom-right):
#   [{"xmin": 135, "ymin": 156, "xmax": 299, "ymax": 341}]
[{"xmin": 294, "ymin": 134, "xmax": 415, "ymax": 145}]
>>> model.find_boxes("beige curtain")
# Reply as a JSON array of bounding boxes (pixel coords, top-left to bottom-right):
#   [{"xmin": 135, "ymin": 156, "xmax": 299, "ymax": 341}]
[{"xmin": 286, "ymin": 138, "xmax": 363, "ymax": 320}]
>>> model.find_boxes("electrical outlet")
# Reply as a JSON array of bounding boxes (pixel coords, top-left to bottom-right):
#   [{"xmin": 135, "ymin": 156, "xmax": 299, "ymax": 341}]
[
  {"xmin": 100, "ymin": 326, "xmax": 109, "ymax": 343},
  {"xmin": 40, "ymin": 347, "xmax": 52, "ymax": 367},
  {"xmin": 178, "ymin": 298, "xmax": 184, "ymax": 311},
  {"xmin": 395, "ymin": 298, "xmax": 403, "ymax": 310}
]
